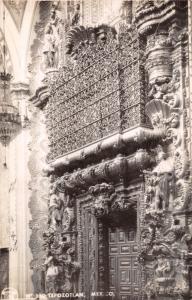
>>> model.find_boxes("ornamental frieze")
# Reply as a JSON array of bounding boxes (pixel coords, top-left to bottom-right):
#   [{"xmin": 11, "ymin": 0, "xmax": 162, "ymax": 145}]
[{"xmin": 55, "ymin": 151, "xmax": 154, "ymax": 193}]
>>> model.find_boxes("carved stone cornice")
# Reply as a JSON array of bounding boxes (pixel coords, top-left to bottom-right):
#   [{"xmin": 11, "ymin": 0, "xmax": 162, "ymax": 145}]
[
  {"xmin": 134, "ymin": 0, "xmax": 187, "ymax": 35},
  {"xmin": 30, "ymin": 69, "xmax": 60, "ymax": 109},
  {"xmin": 55, "ymin": 149, "xmax": 155, "ymax": 193},
  {"xmin": 45, "ymin": 126, "xmax": 163, "ymax": 173},
  {"xmin": 29, "ymin": 84, "xmax": 50, "ymax": 109}
]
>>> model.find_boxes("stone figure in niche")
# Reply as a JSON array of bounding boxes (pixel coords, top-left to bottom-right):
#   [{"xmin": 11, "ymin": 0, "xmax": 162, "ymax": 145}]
[
  {"xmin": 42, "ymin": 2, "xmax": 62, "ymax": 70},
  {"xmin": 155, "ymin": 256, "xmax": 174, "ymax": 280},
  {"xmin": 153, "ymin": 150, "xmax": 174, "ymax": 211},
  {"xmin": 62, "ymin": 247, "xmax": 80, "ymax": 292},
  {"xmin": 71, "ymin": 3, "xmax": 80, "ymax": 26},
  {"xmin": 50, "ymin": 4, "xmax": 60, "ymax": 29},
  {"xmin": 62, "ymin": 194, "xmax": 75, "ymax": 232},
  {"xmin": 145, "ymin": 148, "xmax": 174, "ymax": 212},
  {"xmin": 49, "ymin": 194, "xmax": 63, "ymax": 230},
  {"xmin": 44, "ymin": 255, "xmax": 59, "ymax": 292},
  {"xmin": 43, "ymin": 24, "xmax": 56, "ymax": 69}
]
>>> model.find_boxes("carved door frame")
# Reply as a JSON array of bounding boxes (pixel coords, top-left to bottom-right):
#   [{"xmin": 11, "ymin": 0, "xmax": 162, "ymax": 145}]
[{"xmin": 76, "ymin": 180, "xmax": 144, "ymax": 299}]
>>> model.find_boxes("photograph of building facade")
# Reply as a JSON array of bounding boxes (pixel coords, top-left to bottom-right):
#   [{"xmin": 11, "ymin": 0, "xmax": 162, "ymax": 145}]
[{"xmin": 0, "ymin": 0, "xmax": 192, "ymax": 299}]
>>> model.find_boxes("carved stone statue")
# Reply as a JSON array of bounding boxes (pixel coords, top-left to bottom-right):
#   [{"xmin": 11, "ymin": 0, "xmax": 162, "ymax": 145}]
[
  {"xmin": 44, "ymin": 255, "xmax": 59, "ymax": 292},
  {"xmin": 62, "ymin": 247, "xmax": 80, "ymax": 292},
  {"xmin": 42, "ymin": 3, "xmax": 62, "ymax": 70},
  {"xmin": 71, "ymin": 3, "xmax": 80, "ymax": 26},
  {"xmin": 49, "ymin": 194, "xmax": 63, "ymax": 230},
  {"xmin": 43, "ymin": 24, "xmax": 56, "ymax": 69},
  {"xmin": 155, "ymin": 257, "xmax": 174, "ymax": 280},
  {"xmin": 144, "ymin": 148, "xmax": 174, "ymax": 212}
]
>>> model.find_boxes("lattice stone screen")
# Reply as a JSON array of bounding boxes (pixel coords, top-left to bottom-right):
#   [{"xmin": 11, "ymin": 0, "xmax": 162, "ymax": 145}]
[{"xmin": 46, "ymin": 25, "xmax": 146, "ymax": 161}]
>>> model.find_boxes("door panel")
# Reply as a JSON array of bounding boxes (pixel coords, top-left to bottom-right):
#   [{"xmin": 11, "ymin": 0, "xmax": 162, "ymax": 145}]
[{"xmin": 109, "ymin": 227, "xmax": 140, "ymax": 300}]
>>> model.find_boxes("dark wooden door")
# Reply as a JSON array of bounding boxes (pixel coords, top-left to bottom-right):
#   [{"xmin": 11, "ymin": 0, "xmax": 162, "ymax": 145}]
[
  {"xmin": 108, "ymin": 227, "xmax": 140, "ymax": 300},
  {"xmin": 0, "ymin": 249, "xmax": 9, "ymax": 295}
]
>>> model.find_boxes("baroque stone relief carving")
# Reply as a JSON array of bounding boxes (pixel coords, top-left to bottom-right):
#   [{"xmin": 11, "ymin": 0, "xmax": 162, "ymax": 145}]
[
  {"xmin": 135, "ymin": 0, "xmax": 187, "ymax": 35},
  {"xmin": 144, "ymin": 146, "xmax": 174, "ymax": 214},
  {"xmin": 32, "ymin": 1, "xmax": 190, "ymax": 298},
  {"xmin": 28, "ymin": 108, "xmax": 49, "ymax": 293},
  {"xmin": 42, "ymin": 150, "xmax": 154, "ymax": 294},
  {"xmin": 42, "ymin": 174, "xmax": 80, "ymax": 293},
  {"xmin": 42, "ymin": 1, "xmax": 63, "ymax": 70},
  {"xmin": 136, "ymin": 3, "xmax": 190, "ymax": 297},
  {"xmin": 42, "ymin": 1, "xmax": 83, "ymax": 71},
  {"xmin": 55, "ymin": 151, "xmax": 153, "ymax": 194},
  {"xmin": 89, "ymin": 183, "xmax": 137, "ymax": 218}
]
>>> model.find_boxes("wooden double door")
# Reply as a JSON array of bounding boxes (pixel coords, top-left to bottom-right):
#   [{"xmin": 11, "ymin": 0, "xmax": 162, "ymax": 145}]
[{"xmin": 108, "ymin": 226, "xmax": 140, "ymax": 300}]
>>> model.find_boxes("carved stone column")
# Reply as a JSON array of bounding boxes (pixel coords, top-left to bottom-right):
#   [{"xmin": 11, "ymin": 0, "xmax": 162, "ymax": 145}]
[{"xmin": 145, "ymin": 30, "xmax": 172, "ymax": 84}]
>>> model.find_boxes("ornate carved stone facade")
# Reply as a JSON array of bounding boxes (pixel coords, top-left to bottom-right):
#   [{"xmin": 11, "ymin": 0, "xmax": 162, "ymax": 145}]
[{"xmin": 29, "ymin": 1, "xmax": 192, "ymax": 299}]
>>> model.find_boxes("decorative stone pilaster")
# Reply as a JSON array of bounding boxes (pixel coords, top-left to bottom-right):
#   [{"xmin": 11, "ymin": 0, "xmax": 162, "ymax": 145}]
[
  {"xmin": 134, "ymin": 1, "xmax": 189, "ymax": 299},
  {"xmin": 8, "ymin": 82, "xmax": 33, "ymax": 297},
  {"xmin": 42, "ymin": 174, "xmax": 80, "ymax": 294}
]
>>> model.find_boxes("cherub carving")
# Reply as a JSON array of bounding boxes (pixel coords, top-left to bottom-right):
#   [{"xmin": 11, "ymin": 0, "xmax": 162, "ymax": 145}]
[{"xmin": 156, "ymin": 256, "xmax": 174, "ymax": 280}]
